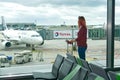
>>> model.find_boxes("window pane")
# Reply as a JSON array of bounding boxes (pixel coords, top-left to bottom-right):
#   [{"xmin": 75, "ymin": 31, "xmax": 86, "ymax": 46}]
[
  {"xmin": 114, "ymin": 0, "xmax": 120, "ymax": 67},
  {"xmin": 0, "ymin": 0, "xmax": 109, "ymax": 77}
]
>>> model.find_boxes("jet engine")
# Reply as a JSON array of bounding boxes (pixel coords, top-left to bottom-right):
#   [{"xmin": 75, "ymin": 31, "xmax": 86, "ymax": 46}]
[{"xmin": 0, "ymin": 40, "xmax": 11, "ymax": 48}]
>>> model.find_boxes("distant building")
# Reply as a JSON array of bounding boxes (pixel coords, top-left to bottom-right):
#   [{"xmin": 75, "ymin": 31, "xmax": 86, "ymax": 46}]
[{"xmin": 0, "ymin": 23, "xmax": 36, "ymax": 30}]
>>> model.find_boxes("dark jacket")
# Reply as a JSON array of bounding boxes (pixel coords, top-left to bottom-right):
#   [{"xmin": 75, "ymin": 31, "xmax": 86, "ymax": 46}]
[{"xmin": 75, "ymin": 26, "xmax": 87, "ymax": 47}]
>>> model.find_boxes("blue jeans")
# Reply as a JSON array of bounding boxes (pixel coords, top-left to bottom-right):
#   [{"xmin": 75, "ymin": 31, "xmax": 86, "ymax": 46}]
[{"xmin": 78, "ymin": 46, "xmax": 87, "ymax": 60}]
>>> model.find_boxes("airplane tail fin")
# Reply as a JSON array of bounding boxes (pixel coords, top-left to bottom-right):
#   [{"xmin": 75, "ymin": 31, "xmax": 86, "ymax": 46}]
[{"xmin": 1, "ymin": 16, "xmax": 8, "ymax": 30}]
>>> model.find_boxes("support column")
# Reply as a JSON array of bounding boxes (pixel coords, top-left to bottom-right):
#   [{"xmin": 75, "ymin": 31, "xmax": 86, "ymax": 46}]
[{"xmin": 107, "ymin": 0, "xmax": 115, "ymax": 68}]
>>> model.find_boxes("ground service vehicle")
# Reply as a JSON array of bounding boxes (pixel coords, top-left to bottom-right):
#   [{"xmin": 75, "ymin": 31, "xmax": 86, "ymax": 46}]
[
  {"xmin": 14, "ymin": 50, "xmax": 33, "ymax": 64},
  {"xmin": 0, "ymin": 54, "xmax": 11, "ymax": 67}
]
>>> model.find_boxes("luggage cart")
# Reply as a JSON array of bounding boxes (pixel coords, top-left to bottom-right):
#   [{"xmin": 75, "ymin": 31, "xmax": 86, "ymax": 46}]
[
  {"xmin": 66, "ymin": 40, "xmax": 77, "ymax": 55},
  {"xmin": 66, "ymin": 40, "xmax": 74, "ymax": 55}
]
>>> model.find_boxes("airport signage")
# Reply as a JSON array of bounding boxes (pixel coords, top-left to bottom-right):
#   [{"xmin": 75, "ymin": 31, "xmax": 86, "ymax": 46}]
[
  {"xmin": 53, "ymin": 29, "xmax": 88, "ymax": 39},
  {"xmin": 53, "ymin": 30, "xmax": 72, "ymax": 38}
]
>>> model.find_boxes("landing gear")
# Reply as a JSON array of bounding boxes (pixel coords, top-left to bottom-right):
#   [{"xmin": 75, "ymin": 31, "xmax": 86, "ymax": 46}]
[
  {"xmin": 26, "ymin": 44, "xmax": 31, "ymax": 47},
  {"xmin": 32, "ymin": 47, "xmax": 35, "ymax": 51},
  {"xmin": 32, "ymin": 45, "xmax": 35, "ymax": 51},
  {"xmin": 26, "ymin": 44, "xmax": 35, "ymax": 51}
]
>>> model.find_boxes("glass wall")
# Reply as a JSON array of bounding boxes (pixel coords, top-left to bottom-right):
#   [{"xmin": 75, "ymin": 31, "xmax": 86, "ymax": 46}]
[
  {"xmin": 0, "ymin": 0, "xmax": 112, "ymax": 76},
  {"xmin": 114, "ymin": 0, "xmax": 120, "ymax": 67}
]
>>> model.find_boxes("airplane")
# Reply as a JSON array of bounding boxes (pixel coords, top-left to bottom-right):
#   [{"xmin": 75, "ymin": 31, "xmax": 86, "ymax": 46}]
[{"xmin": 0, "ymin": 16, "xmax": 44, "ymax": 50}]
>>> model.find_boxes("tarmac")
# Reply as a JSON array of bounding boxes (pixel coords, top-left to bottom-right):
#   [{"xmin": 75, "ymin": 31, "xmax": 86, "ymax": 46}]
[
  {"xmin": 0, "ymin": 39, "xmax": 120, "ymax": 76},
  {"xmin": 0, "ymin": 39, "xmax": 120, "ymax": 67}
]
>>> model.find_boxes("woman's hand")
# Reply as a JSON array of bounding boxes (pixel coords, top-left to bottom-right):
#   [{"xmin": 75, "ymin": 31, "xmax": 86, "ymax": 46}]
[{"xmin": 66, "ymin": 40, "xmax": 73, "ymax": 44}]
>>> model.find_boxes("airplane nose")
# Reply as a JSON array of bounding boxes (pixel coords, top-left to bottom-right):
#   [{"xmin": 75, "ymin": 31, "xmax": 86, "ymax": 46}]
[
  {"xmin": 40, "ymin": 40, "xmax": 44, "ymax": 45},
  {"xmin": 35, "ymin": 37, "xmax": 44, "ymax": 45},
  {"xmin": 39, "ymin": 37, "xmax": 44, "ymax": 45}
]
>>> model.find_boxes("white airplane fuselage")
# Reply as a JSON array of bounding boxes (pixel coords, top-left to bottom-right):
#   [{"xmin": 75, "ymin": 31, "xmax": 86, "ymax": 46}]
[
  {"xmin": 1, "ymin": 29, "xmax": 44, "ymax": 47},
  {"xmin": 0, "ymin": 16, "xmax": 44, "ymax": 49}
]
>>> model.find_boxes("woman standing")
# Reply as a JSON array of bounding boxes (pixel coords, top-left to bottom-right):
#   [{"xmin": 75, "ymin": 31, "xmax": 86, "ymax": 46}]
[{"xmin": 66, "ymin": 16, "xmax": 87, "ymax": 60}]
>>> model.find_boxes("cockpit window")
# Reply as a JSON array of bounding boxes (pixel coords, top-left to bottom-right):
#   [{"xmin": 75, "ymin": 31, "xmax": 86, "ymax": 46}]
[{"xmin": 31, "ymin": 35, "xmax": 40, "ymax": 37}]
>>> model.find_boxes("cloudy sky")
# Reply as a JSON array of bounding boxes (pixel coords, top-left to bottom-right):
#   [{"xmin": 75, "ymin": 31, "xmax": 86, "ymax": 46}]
[{"xmin": 0, "ymin": 0, "xmax": 120, "ymax": 25}]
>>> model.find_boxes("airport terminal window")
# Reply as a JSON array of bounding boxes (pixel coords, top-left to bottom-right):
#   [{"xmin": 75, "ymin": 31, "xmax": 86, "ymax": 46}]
[
  {"xmin": 0, "ymin": 0, "xmax": 106, "ymax": 67},
  {"xmin": 2, "ymin": 0, "xmax": 120, "ymax": 78},
  {"xmin": 114, "ymin": 0, "xmax": 120, "ymax": 67}
]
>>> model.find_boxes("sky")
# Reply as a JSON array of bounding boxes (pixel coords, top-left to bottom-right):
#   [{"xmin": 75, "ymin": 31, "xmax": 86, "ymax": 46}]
[{"xmin": 0, "ymin": 0, "xmax": 120, "ymax": 25}]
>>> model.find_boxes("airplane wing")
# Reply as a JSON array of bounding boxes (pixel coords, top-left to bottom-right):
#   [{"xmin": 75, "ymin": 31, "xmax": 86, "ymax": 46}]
[
  {"xmin": 1, "ymin": 30, "xmax": 21, "ymax": 44},
  {"xmin": 0, "ymin": 32, "xmax": 11, "ymax": 49}
]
